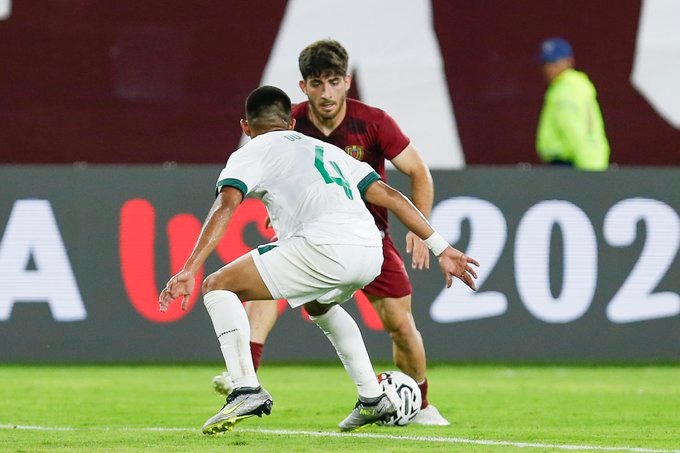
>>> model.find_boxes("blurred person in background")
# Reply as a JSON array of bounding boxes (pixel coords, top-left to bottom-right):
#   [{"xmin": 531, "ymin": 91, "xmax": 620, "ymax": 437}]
[{"xmin": 536, "ymin": 37, "xmax": 610, "ymax": 170}]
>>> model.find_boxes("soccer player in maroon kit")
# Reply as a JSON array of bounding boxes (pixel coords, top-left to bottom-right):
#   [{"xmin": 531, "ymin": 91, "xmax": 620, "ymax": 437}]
[{"xmin": 215, "ymin": 39, "xmax": 449, "ymax": 425}]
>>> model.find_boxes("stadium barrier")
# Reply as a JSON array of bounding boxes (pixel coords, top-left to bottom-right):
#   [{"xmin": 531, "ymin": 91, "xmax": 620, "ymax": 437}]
[{"xmin": 1, "ymin": 165, "xmax": 678, "ymax": 363}]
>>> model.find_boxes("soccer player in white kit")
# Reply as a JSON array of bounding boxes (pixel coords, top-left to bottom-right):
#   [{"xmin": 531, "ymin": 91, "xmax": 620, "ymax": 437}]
[{"xmin": 159, "ymin": 86, "xmax": 479, "ymax": 434}]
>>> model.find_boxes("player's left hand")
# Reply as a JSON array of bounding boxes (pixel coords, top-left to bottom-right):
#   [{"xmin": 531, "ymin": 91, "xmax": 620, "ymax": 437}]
[
  {"xmin": 159, "ymin": 269, "xmax": 196, "ymax": 312},
  {"xmin": 406, "ymin": 231, "xmax": 430, "ymax": 270},
  {"xmin": 437, "ymin": 247, "xmax": 479, "ymax": 290}
]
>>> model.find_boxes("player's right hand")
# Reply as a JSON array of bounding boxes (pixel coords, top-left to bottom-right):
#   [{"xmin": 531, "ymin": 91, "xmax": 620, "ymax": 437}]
[
  {"xmin": 159, "ymin": 269, "xmax": 196, "ymax": 312},
  {"xmin": 406, "ymin": 231, "xmax": 430, "ymax": 270}
]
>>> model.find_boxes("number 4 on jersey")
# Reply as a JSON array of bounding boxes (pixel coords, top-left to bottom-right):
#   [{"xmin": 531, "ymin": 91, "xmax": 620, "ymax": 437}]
[{"xmin": 314, "ymin": 146, "xmax": 354, "ymax": 200}]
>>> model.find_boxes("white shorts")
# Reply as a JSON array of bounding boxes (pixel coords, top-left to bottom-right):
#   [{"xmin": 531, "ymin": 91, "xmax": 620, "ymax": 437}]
[{"xmin": 250, "ymin": 236, "xmax": 383, "ymax": 308}]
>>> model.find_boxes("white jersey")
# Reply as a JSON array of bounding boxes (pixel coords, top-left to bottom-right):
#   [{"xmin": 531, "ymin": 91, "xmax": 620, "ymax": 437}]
[{"xmin": 216, "ymin": 130, "xmax": 382, "ymax": 247}]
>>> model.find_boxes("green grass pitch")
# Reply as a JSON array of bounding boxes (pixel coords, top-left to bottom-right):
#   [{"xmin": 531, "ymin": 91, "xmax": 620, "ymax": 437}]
[{"xmin": 1, "ymin": 364, "xmax": 679, "ymax": 452}]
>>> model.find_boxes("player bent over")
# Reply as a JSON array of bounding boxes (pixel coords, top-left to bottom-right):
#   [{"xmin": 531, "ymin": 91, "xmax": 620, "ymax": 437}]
[{"xmin": 159, "ymin": 86, "xmax": 479, "ymax": 434}]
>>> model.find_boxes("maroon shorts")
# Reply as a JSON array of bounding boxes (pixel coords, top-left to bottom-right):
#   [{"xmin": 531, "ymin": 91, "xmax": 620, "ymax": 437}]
[{"xmin": 363, "ymin": 234, "xmax": 412, "ymax": 299}]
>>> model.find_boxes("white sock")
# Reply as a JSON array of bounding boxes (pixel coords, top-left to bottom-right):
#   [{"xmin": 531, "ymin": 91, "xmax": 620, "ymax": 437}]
[
  {"xmin": 203, "ymin": 290, "xmax": 259, "ymax": 389},
  {"xmin": 310, "ymin": 305, "xmax": 382, "ymax": 400}
]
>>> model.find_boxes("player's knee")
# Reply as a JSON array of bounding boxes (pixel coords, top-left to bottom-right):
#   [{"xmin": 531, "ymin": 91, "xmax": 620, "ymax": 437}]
[
  {"xmin": 384, "ymin": 314, "xmax": 418, "ymax": 340},
  {"xmin": 201, "ymin": 273, "xmax": 224, "ymax": 294}
]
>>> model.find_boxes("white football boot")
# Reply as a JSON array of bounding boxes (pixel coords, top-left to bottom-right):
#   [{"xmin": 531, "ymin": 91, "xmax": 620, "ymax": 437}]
[
  {"xmin": 411, "ymin": 404, "xmax": 450, "ymax": 426},
  {"xmin": 212, "ymin": 371, "xmax": 233, "ymax": 396}
]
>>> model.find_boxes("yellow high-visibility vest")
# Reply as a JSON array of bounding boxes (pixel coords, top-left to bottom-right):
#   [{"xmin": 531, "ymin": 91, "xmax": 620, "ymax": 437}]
[{"xmin": 536, "ymin": 68, "xmax": 610, "ymax": 170}]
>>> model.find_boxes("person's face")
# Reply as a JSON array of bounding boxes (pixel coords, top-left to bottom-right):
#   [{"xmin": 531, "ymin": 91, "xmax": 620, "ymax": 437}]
[
  {"xmin": 541, "ymin": 62, "xmax": 560, "ymax": 83},
  {"xmin": 299, "ymin": 72, "xmax": 350, "ymax": 121},
  {"xmin": 541, "ymin": 58, "xmax": 573, "ymax": 83}
]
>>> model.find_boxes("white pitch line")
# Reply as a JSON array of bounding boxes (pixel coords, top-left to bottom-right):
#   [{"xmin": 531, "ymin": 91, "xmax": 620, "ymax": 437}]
[
  {"xmin": 1, "ymin": 424, "xmax": 678, "ymax": 453},
  {"xmin": 0, "ymin": 424, "xmax": 75, "ymax": 431},
  {"xmin": 241, "ymin": 429, "xmax": 679, "ymax": 453}
]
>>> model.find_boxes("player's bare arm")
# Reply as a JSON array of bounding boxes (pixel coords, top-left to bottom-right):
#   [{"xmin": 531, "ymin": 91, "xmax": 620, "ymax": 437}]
[
  {"xmin": 363, "ymin": 180, "xmax": 478, "ymax": 291},
  {"xmin": 390, "ymin": 144, "xmax": 434, "ymax": 271},
  {"xmin": 159, "ymin": 186, "xmax": 243, "ymax": 312}
]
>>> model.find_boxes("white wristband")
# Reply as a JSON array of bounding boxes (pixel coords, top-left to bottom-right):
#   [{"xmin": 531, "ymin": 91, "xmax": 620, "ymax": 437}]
[{"xmin": 424, "ymin": 231, "xmax": 449, "ymax": 256}]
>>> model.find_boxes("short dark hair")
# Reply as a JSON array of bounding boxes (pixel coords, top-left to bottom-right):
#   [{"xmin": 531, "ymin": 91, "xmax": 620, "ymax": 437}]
[
  {"xmin": 245, "ymin": 85, "xmax": 291, "ymax": 126},
  {"xmin": 298, "ymin": 39, "xmax": 349, "ymax": 80}
]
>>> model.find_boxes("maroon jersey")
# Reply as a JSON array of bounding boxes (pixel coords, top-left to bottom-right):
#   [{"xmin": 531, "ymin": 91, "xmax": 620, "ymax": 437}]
[
  {"xmin": 292, "ymin": 98, "xmax": 413, "ymax": 298},
  {"xmin": 292, "ymin": 98, "xmax": 410, "ymax": 233}
]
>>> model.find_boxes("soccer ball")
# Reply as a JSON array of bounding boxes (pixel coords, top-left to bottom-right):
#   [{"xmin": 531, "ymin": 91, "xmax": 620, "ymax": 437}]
[{"xmin": 376, "ymin": 370, "xmax": 422, "ymax": 426}]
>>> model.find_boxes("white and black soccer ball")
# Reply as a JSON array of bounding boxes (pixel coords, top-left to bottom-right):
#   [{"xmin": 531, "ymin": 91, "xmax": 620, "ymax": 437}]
[{"xmin": 376, "ymin": 370, "xmax": 422, "ymax": 426}]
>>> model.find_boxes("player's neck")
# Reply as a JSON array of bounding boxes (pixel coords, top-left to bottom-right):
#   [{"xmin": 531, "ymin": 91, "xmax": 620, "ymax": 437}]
[
  {"xmin": 308, "ymin": 102, "xmax": 347, "ymax": 137},
  {"xmin": 251, "ymin": 128, "xmax": 286, "ymax": 138}
]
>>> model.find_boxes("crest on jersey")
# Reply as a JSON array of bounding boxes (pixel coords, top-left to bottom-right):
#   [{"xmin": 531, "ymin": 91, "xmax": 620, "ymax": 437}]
[{"xmin": 345, "ymin": 145, "xmax": 364, "ymax": 160}]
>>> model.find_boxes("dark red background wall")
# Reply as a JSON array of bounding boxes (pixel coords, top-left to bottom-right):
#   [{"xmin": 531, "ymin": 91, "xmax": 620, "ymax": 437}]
[{"xmin": 1, "ymin": 1, "xmax": 678, "ymax": 165}]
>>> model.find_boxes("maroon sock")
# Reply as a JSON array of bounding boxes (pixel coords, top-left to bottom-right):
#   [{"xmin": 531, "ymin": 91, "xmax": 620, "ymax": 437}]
[
  {"xmin": 418, "ymin": 378, "xmax": 429, "ymax": 409},
  {"xmin": 250, "ymin": 341, "xmax": 264, "ymax": 371}
]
